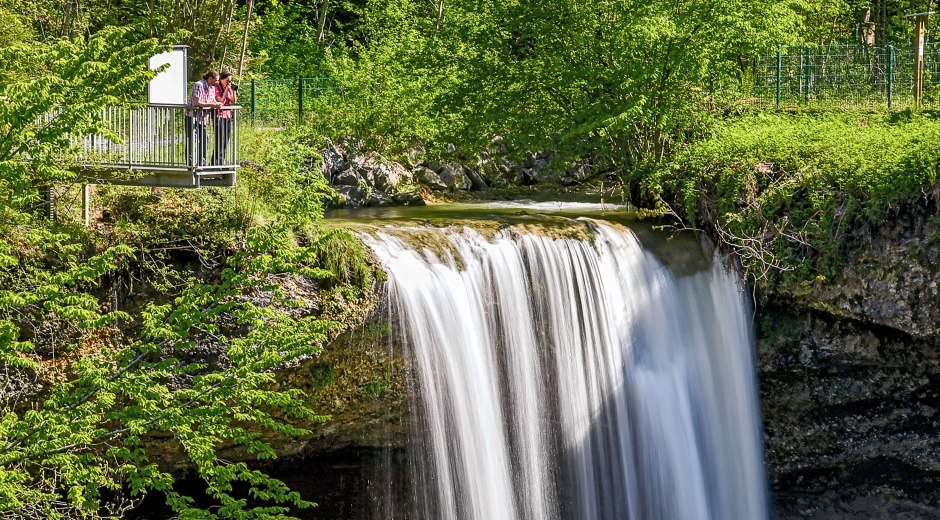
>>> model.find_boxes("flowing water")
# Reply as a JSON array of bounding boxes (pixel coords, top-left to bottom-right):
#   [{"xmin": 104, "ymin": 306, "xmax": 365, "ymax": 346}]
[{"xmin": 356, "ymin": 204, "xmax": 767, "ymax": 520}]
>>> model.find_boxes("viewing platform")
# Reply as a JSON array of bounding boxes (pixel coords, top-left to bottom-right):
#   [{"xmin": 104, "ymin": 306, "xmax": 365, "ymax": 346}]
[{"xmin": 75, "ymin": 105, "xmax": 241, "ymax": 188}]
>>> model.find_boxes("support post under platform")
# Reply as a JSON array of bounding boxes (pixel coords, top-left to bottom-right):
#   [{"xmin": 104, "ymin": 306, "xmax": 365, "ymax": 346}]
[{"xmin": 82, "ymin": 184, "xmax": 91, "ymax": 227}]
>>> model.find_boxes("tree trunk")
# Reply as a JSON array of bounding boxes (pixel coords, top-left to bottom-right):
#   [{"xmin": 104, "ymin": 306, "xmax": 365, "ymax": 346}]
[
  {"xmin": 238, "ymin": 0, "xmax": 254, "ymax": 77},
  {"xmin": 318, "ymin": 0, "xmax": 330, "ymax": 42},
  {"xmin": 218, "ymin": 0, "xmax": 236, "ymax": 69},
  {"xmin": 434, "ymin": 0, "xmax": 445, "ymax": 36}
]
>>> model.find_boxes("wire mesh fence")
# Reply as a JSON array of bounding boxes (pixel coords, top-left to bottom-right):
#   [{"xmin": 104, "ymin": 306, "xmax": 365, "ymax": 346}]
[
  {"xmin": 749, "ymin": 43, "xmax": 940, "ymax": 110},
  {"xmin": 214, "ymin": 49, "xmax": 940, "ymax": 125},
  {"xmin": 243, "ymin": 77, "xmax": 344, "ymax": 125}
]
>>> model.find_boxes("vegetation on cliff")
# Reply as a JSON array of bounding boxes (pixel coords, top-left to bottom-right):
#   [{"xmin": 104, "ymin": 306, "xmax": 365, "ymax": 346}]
[{"xmin": 636, "ymin": 113, "xmax": 940, "ymax": 287}]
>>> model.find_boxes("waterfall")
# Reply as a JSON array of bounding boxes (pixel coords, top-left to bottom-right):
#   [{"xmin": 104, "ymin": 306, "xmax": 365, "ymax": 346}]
[{"xmin": 363, "ymin": 219, "xmax": 768, "ymax": 520}]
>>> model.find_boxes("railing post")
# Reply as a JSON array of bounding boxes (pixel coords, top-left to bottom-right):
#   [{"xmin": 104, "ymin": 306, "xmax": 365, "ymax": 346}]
[
  {"xmin": 804, "ymin": 46, "xmax": 812, "ymax": 104},
  {"xmin": 887, "ymin": 44, "xmax": 894, "ymax": 109},
  {"xmin": 298, "ymin": 77, "xmax": 305, "ymax": 123},
  {"xmin": 251, "ymin": 78, "xmax": 257, "ymax": 121},
  {"xmin": 776, "ymin": 44, "xmax": 782, "ymax": 108}
]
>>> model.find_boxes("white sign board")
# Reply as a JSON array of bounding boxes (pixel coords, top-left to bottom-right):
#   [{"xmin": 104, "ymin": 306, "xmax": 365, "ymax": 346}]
[{"xmin": 148, "ymin": 47, "xmax": 188, "ymax": 105}]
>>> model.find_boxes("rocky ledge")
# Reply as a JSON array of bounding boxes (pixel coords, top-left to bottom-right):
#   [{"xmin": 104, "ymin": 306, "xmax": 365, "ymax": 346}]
[{"xmin": 319, "ymin": 139, "xmax": 597, "ymax": 208}]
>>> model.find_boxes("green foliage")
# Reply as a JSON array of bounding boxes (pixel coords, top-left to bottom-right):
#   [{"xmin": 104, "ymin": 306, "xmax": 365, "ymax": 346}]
[
  {"xmin": 296, "ymin": 0, "xmax": 818, "ymax": 166},
  {"xmin": 238, "ymin": 127, "xmax": 333, "ymax": 230},
  {"xmin": 0, "ymin": 21, "xmax": 376, "ymax": 518},
  {"xmin": 642, "ymin": 112, "xmax": 940, "ymax": 286},
  {"xmin": 5, "ymin": 0, "xmax": 243, "ymax": 75},
  {"xmin": 0, "ymin": 222, "xmax": 335, "ymax": 518},
  {"xmin": 249, "ymin": 2, "xmax": 330, "ymax": 78},
  {"xmin": 0, "ymin": 26, "xmax": 164, "ymax": 232}
]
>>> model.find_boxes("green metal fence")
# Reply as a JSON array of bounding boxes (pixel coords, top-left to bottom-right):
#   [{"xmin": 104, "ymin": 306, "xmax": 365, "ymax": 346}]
[
  {"xmin": 245, "ymin": 77, "xmax": 343, "ymax": 124},
  {"xmin": 750, "ymin": 43, "xmax": 940, "ymax": 109}
]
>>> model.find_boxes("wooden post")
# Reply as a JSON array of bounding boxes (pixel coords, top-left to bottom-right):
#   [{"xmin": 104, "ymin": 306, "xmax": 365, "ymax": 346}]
[
  {"xmin": 906, "ymin": 11, "xmax": 935, "ymax": 108},
  {"xmin": 915, "ymin": 16, "xmax": 926, "ymax": 107}
]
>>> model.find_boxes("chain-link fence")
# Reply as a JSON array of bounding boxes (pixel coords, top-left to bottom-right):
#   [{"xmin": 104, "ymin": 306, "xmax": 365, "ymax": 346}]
[{"xmin": 748, "ymin": 43, "xmax": 940, "ymax": 110}]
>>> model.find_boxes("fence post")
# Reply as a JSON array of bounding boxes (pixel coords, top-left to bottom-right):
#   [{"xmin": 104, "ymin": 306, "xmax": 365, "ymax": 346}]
[
  {"xmin": 887, "ymin": 44, "xmax": 894, "ymax": 109},
  {"xmin": 776, "ymin": 44, "xmax": 782, "ymax": 108},
  {"xmin": 298, "ymin": 77, "xmax": 304, "ymax": 123},
  {"xmin": 251, "ymin": 79, "xmax": 256, "ymax": 120},
  {"xmin": 804, "ymin": 46, "xmax": 812, "ymax": 104}
]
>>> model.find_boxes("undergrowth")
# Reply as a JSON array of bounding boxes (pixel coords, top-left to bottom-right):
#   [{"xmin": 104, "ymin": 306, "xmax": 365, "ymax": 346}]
[{"xmin": 638, "ymin": 111, "xmax": 940, "ymax": 289}]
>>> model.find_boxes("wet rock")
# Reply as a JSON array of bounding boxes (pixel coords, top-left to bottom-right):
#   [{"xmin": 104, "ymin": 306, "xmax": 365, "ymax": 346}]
[
  {"xmin": 438, "ymin": 163, "xmax": 472, "ymax": 191},
  {"xmin": 792, "ymin": 211, "xmax": 940, "ymax": 338}
]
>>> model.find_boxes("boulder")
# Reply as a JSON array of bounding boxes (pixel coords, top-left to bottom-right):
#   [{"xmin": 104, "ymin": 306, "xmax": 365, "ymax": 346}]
[
  {"xmin": 406, "ymin": 146, "xmax": 427, "ymax": 168},
  {"xmin": 413, "ymin": 166, "xmax": 448, "ymax": 190},
  {"xmin": 333, "ymin": 185, "xmax": 366, "ymax": 208},
  {"xmin": 438, "ymin": 163, "xmax": 472, "ymax": 191},
  {"xmin": 364, "ymin": 191, "xmax": 392, "ymax": 207},
  {"xmin": 320, "ymin": 139, "xmax": 349, "ymax": 180},
  {"xmin": 560, "ymin": 161, "xmax": 593, "ymax": 186},
  {"xmin": 373, "ymin": 161, "xmax": 413, "ymax": 192},
  {"xmin": 349, "ymin": 153, "xmax": 380, "ymax": 187},
  {"xmin": 332, "ymin": 170, "xmax": 360, "ymax": 187},
  {"xmin": 465, "ymin": 168, "xmax": 488, "ymax": 191},
  {"xmin": 392, "ymin": 190, "xmax": 426, "ymax": 206}
]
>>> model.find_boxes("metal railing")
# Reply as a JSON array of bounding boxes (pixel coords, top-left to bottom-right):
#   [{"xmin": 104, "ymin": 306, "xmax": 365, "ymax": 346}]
[
  {"xmin": 749, "ymin": 43, "xmax": 940, "ymax": 109},
  {"xmin": 76, "ymin": 105, "xmax": 240, "ymax": 172}
]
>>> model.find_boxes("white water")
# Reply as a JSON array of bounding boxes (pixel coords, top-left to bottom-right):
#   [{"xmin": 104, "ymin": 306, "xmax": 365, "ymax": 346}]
[{"xmin": 363, "ymin": 219, "xmax": 767, "ymax": 520}]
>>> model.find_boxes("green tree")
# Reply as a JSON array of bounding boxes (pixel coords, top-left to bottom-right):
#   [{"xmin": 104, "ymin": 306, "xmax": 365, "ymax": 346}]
[{"xmin": 0, "ymin": 26, "xmax": 332, "ymax": 518}]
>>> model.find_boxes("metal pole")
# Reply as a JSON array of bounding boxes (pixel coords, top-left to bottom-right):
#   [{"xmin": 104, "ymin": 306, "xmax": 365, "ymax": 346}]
[
  {"xmin": 804, "ymin": 46, "xmax": 812, "ymax": 104},
  {"xmin": 298, "ymin": 77, "xmax": 304, "ymax": 123},
  {"xmin": 915, "ymin": 16, "xmax": 926, "ymax": 108},
  {"xmin": 887, "ymin": 44, "xmax": 894, "ymax": 108},
  {"xmin": 776, "ymin": 44, "xmax": 782, "ymax": 108}
]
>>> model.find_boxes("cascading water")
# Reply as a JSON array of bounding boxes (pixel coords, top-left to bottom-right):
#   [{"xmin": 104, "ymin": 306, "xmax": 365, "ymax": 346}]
[{"xmin": 363, "ymin": 217, "xmax": 767, "ymax": 520}]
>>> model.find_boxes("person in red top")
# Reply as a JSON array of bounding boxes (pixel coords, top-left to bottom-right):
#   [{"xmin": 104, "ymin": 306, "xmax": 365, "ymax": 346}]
[{"xmin": 211, "ymin": 71, "xmax": 237, "ymax": 166}]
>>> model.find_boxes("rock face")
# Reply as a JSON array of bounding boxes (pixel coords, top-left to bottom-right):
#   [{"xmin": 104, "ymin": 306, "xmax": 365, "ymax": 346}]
[
  {"xmin": 763, "ymin": 207, "xmax": 940, "ymax": 518},
  {"xmin": 321, "ymin": 141, "xmax": 424, "ymax": 209},
  {"xmin": 321, "ymin": 140, "xmax": 603, "ymax": 208}
]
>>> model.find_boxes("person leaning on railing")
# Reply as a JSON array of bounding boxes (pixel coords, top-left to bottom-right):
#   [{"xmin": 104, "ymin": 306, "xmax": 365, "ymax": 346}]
[
  {"xmin": 211, "ymin": 71, "xmax": 237, "ymax": 166},
  {"xmin": 186, "ymin": 70, "xmax": 221, "ymax": 167}
]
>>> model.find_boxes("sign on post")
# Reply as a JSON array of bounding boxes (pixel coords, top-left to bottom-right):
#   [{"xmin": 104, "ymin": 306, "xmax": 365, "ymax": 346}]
[
  {"xmin": 906, "ymin": 12, "xmax": 935, "ymax": 107},
  {"xmin": 148, "ymin": 46, "xmax": 188, "ymax": 106}
]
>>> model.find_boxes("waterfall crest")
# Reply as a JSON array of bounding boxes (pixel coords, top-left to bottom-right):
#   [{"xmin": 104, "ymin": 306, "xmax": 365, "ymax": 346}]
[{"xmin": 363, "ymin": 219, "xmax": 767, "ymax": 520}]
